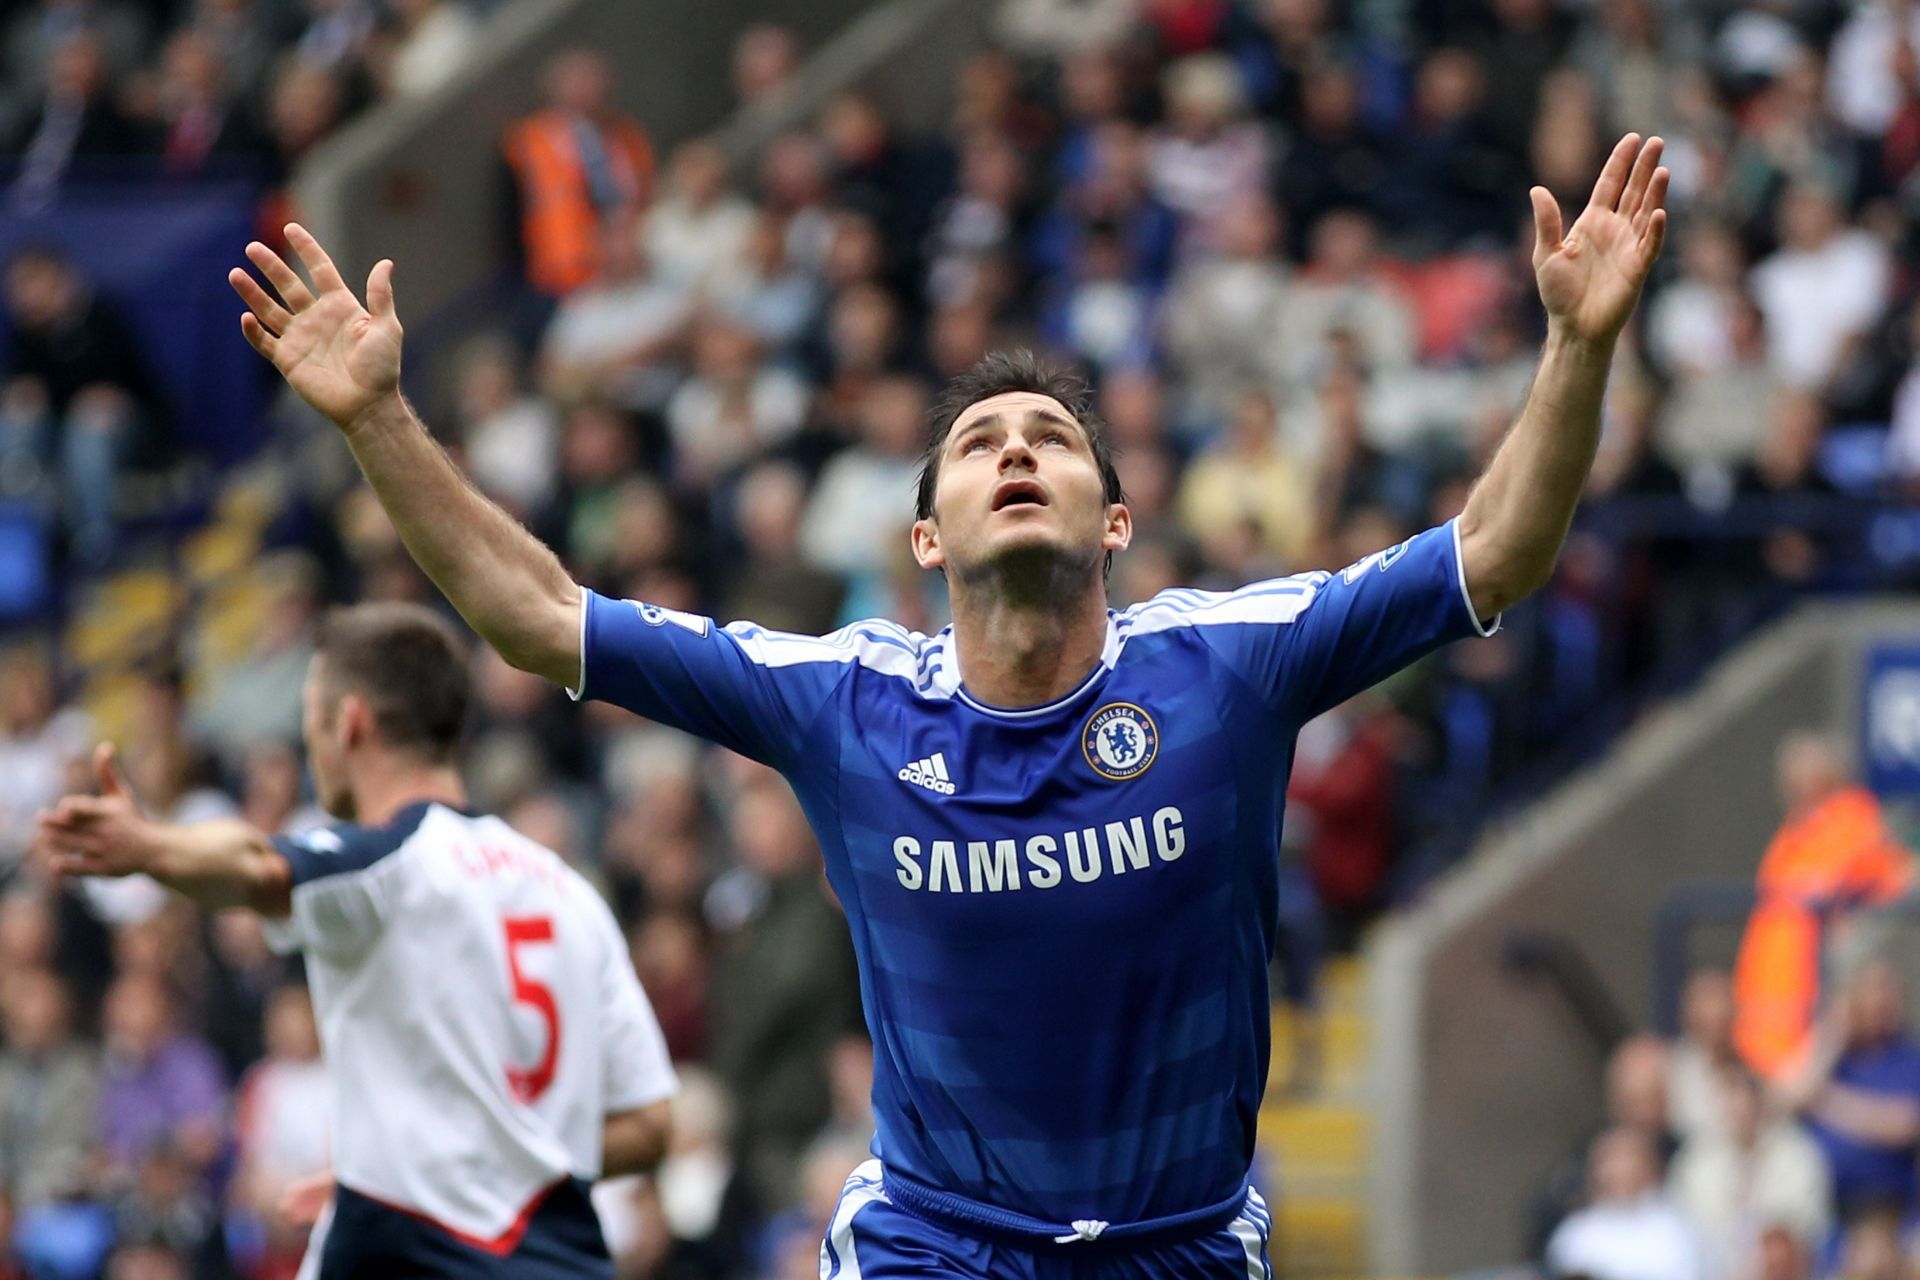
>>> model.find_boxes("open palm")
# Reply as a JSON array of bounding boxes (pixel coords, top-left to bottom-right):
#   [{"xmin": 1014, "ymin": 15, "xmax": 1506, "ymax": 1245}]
[
  {"xmin": 228, "ymin": 224, "xmax": 403, "ymax": 427},
  {"xmin": 1532, "ymin": 134, "xmax": 1669, "ymax": 345}
]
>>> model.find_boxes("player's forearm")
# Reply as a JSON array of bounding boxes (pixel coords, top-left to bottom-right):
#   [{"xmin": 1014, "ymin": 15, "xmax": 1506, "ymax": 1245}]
[
  {"xmin": 340, "ymin": 393, "xmax": 581, "ymax": 686},
  {"xmin": 601, "ymin": 1100, "xmax": 671, "ymax": 1177},
  {"xmin": 1457, "ymin": 325, "xmax": 1614, "ymax": 616},
  {"xmin": 149, "ymin": 820, "xmax": 293, "ymax": 914}
]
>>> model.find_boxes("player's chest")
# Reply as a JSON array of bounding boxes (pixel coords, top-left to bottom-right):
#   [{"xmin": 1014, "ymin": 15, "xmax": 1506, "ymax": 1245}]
[{"xmin": 834, "ymin": 682, "xmax": 1240, "ymax": 927}]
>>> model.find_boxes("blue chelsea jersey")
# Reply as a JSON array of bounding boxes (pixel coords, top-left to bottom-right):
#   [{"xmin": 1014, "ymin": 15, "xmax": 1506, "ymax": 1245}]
[{"xmin": 574, "ymin": 520, "xmax": 1495, "ymax": 1226}]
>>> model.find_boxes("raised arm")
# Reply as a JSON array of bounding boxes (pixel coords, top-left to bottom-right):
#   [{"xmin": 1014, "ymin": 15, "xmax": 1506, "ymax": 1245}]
[
  {"xmin": 230, "ymin": 225, "xmax": 580, "ymax": 687},
  {"xmin": 1457, "ymin": 134, "xmax": 1669, "ymax": 619},
  {"xmin": 38, "ymin": 746, "xmax": 292, "ymax": 914}
]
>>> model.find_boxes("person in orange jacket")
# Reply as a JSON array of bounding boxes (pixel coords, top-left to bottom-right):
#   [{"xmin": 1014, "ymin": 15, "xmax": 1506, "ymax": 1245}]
[
  {"xmin": 1733, "ymin": 732, "xmax": 1914, "ymax": 1079},
  {"xmin": 502, "ymin": 50, "xmax": 655, "ymax": 298}
]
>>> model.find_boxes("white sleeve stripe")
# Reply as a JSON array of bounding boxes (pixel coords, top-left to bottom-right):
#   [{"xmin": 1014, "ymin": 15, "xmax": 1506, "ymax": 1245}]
[
  {"xmin": 1450, "ymin": 517, "xmax": 1502, "ymax": 638},
  {"xmin": 567, "ymin": 587, "xmax": 590, "ymax": 702},
  {"xmin": 722, "ymin": 621, "xmax": 923, "ymax": 679},
  {"xmin": 1121, "ymin": 581, "xmax": 1322, "ymax": 636}
]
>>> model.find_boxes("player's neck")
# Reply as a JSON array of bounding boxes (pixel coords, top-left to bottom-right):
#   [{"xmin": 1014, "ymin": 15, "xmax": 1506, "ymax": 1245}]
[
  {"xmin": 347, "ymin": 756, "xmax": 468, "ymax": 828},
  {"xmin": 948, "ymin": 577, "xmax": 1109, "ymax": 709}
]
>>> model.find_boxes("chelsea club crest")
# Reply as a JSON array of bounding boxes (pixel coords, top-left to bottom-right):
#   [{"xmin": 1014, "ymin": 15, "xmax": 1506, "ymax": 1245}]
[{"xmin": 1082, "ymin": 702, "xmax": 1159, "ymax": 781}]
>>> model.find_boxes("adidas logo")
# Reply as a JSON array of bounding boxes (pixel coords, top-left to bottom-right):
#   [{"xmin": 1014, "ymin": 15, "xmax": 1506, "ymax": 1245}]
[{"xmin": 897, "ymin": 752, "xmax": 956, "ymax": 795}]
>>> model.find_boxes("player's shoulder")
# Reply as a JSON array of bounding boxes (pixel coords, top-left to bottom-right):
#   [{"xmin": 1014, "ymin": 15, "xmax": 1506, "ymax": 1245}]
[
  {"xmin": 459, "ymin": 813, "xmax": 616, "ymax": 913},
  {"xmin": 1117, "ymin": 573, "xmax": 1332, "ymax": 637},
  {"xmin": 719, "ymin": 615, "xmax": 931, "ymax": 683},
  {"xmin": 276, "ymin": 801, "xmax": 440, "ymax": 886}
]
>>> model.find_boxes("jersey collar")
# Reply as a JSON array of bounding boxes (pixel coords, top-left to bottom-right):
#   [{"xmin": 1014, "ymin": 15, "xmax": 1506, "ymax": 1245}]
[{"xmin": 934, "ymin": 613, "xmax": 1120, "ymax": 719}]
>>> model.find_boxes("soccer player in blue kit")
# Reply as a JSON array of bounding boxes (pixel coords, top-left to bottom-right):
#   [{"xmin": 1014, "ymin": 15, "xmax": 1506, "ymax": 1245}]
[{"xmin": 227, "ymin": 132, "xmax": 1669, "ymax": 1277}]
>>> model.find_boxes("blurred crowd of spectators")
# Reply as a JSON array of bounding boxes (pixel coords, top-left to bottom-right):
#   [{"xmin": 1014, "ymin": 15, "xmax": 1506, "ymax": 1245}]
[
  {"xmin": 0, "ymin": 0, "xmax": 494, "ymax": 211},
  {"xmin": 8, "ymin": 0, "xmax": 1920, "ymax": 1276},
  {"xmin": 1535, "ymin": 734, "xmax": 1920, "ymax": 1280},
  {"xmin": 1540, "ymin": 957, "xmax": 1920, "ymax": 1280}
]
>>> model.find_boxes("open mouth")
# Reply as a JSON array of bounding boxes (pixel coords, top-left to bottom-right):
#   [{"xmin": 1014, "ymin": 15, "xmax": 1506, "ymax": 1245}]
[{"xmin": 991, "ymin": 480, "xmax": 1048, "ymax": 511}]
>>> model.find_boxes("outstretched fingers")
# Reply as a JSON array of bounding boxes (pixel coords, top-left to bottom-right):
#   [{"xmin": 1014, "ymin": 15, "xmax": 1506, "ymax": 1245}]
[
  {"xmin": 286, "ymin": 223, "xmax": 349, "ymax": 296},
  {"xmin": 245, "ymin": 240, "xmax": 313, "ymax": 312},
  {"xmin": 1639, "ymin": 206, "xmax": 1669, "ymax": 272},
  {"xmin": 1619, "ymin": 136, "xmax": 1665, "ymax": 221},
  {"xmin": 1588, "ymin": 132, "xmax": 1641, "ymax": 214},
  {"xmin": 1633, "ymin": 165, "xmax": 1671, "ymax": 237},
  {"xmin": 365, "ymin": 258, "xmax": 396, "ymax": 322},
  {"xmin": 228, "ymin": 267, "xmax": 291, "ymax": 336},
  {"xmin": 1530, "ymin": 186, "xmax": 1565, "ymax": 265},
  {"xmin": 240, "ymin": 312, "xmax": 280, "ymax": 361}
]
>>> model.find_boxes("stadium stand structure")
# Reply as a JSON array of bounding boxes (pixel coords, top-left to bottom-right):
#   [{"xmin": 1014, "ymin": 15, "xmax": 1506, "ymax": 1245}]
[{"xmin": 1372, "ymin": 599, "xmax": 1920, "ymax": 1275}]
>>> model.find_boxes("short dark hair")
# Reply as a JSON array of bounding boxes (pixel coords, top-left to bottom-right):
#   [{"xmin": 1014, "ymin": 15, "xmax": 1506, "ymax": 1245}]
[
  {"xmin": 914, "ymin": 350, "xmax": 1125, "ymax": 522},
  {"xmin": 313, "ymin": 603, "xmax": 470, "ymax": 764}
]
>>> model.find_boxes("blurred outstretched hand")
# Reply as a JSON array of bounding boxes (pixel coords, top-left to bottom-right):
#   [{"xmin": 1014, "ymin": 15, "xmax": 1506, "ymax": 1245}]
[
  {"xmin": 1530, "ymin": 133, "xmax": 1669, "ymax": 345},
  {"xmin": 36, "ymin": 743, "xmax": 151, "ymax": 879},
  {"xmin": 228, "ymin": 224, "xmax": 403, "ymax": 428}
]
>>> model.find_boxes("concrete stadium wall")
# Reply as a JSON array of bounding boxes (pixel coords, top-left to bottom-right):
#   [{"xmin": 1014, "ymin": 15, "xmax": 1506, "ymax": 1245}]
[
  {"xmin": 1370, "ymin": 601, "xmax": 1920, "ymax": 1275},
  {"xmin": 291, "ymin": 0, "xmax": 978, "ymax": 323}
]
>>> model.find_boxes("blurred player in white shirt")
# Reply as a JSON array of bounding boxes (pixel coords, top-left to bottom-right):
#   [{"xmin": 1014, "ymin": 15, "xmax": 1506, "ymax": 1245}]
[{"xmin": 39, "ymin": 602, "xmax": 676, "ymax": 1279}]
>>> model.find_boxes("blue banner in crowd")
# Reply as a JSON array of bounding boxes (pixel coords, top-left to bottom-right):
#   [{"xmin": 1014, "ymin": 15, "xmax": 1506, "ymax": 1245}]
[
  {"xmin": 1864, "ymin": 644, "xmax": 1920, "ymax": 799},
  {"xmin": 0, "ymin": 179, "xmax": 267, "ymax": 464}
]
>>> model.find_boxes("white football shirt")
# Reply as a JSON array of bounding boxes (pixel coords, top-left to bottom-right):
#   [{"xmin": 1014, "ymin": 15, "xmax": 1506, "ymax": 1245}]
[{"xmin": 263, "ymin": 800, "xmax": 677, "ymax": 1246}]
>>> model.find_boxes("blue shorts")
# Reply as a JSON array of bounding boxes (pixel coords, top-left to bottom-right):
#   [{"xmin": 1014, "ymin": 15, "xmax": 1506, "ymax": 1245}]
[
  {"xmin": 310, "ymin": 1178, "xmax": 611, "ymax": 1279},
  {"xmin": 820, "ymin": 1161, "xmax": 1274, "ymax": 1279}
]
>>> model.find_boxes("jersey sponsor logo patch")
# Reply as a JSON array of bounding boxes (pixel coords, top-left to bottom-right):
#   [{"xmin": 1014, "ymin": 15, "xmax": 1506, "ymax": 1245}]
[
  {"xmin": 898, "ymin": 751, "xmax": 956, "ymax": 795},
  {"xmin": 293, "ymin": 828, "xmax": 343, "ymax": 854},
  {"xmin": 1082, "ymin": 703, "xmax": 1159, "ymax": 781},
  {"xmin": 630, "ymin": 600, "xmax": 710, "ymax": 636},
  {"xmin": 1341, "ymin": 538, "xmax": 1412, "ymax": 584}
]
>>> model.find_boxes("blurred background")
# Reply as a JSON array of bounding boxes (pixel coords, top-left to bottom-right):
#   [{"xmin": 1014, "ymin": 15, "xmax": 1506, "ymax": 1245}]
[{"xmin": 2, "ymin": 0, "xmax": 1920, "ymax": 1276}]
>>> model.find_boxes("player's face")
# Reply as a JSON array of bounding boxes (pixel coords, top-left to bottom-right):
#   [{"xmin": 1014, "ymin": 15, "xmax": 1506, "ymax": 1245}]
[
  {"xmin": 912, "ymin": 391, "xmax": 1129, "ymax": 581},
  {"xmin": 301, "ymin": 663, "xmax": 353, "ymax": 820}
]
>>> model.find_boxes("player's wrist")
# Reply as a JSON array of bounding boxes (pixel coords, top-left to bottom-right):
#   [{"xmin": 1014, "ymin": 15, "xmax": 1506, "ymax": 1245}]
[
  {"xmin": 339, "ymin": 389, "xmax": 410, "ymax": 439},
  {"xmin": 1542, "ymin": 318, "xmax": 1617, "ymax": 365},
  {"xmin": 137, "ymin": 821, "xmax": 185, "ymax": 880}
]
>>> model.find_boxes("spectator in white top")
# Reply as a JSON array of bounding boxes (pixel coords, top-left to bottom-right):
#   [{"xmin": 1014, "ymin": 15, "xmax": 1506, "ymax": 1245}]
[
  {"xmin": 665, "ymin": 319, "xmax": 808, "ymax": 488},
  {"xmin": 1548, "ymin": 1126, "xmax": 1706, "ymax": 1280},
  {"xmin": 1282, "ymin": 210, "xmax": 1418, "ymax": 391},
  {"xmin": 646, "ymin": 139, "xmax": 757, "ymax": 293},
  {"xmin": 1749, "ymin": 183, "xmax": 1891, "ymax": 392},
  {"xmin": 1657, "ymin": 297, "xmax": 1779, "ymax": 480},
  {"xmin": 758, "ymin": 132, "xmax": 835, "ymax": 276},
  {"xmin": 0, "ymin": 646, "xmax": 89, "ymax": 871},
  {"xmin": 1147, "ymin": 54, "xmax": 1271, "ymax": 247},
  {"xmin": 540, "ymin": 219, "xmax": 692, "ymax": 409},
  {"xmin": 1668, "ymin": 969, "xmax": 1740, "ymax": 1143},
  {"xmin": 1162, "ymin": 191, "xmax": 1292, "ymax": 432},
  {"xmin": 926, "ymin": 131, "xmax": 1027, "ymax": 309},
  {"xmin": 450, "ymin": 333, "xmax": 559, "ymax": 516},
  {"xmin": 1668, "ymin": 1069, "xmax": 1831, "ymax": 1280},
  {"xmin": 379, "ymin": 0, "xmax": 478, "ymax": 99},
  {"xmin": 800, "ymin": 375, "xmax": 924, "ymax": 578},
  {"xmin": 711, "ymin": 210, "xmax": 822, "ymax": 356},
  {"xmin": 993, "ymin": 0, "xmax": 1140, "ymax": 60},
  {"xmin": 1826, "ymin": 0, "xmax": 1920, "ymax": 136},
  {"xmin": 1648, "ymin": 220, "xmax": 1746, "ymax": 378},
  {"xmin": 1881, "ymin": 299, "xmax": 1920, "ymax": 494}
]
